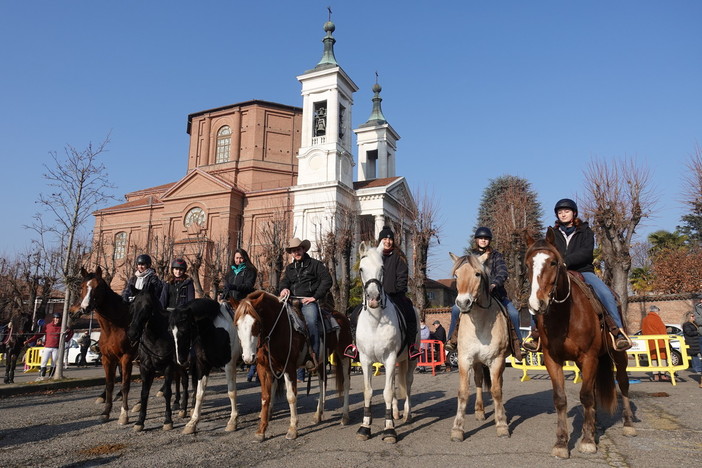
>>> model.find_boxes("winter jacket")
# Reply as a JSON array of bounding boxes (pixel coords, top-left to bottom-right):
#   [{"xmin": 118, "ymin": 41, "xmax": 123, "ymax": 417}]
[
  {"xmin": 382, "ymin": 248, "xmax": 408, "ymax": 295},
  {"xmin": 683, "ymin": 321, "xmax": 701, "ymax": 355},
  {"xmin": 26, "ymin": 321, "xmax": 73, "ymax": 348},
  {"xmin": 159, "ymin": 276, "xmax": 195, "ymax": 310},
  {"xmin": 280, "ymin": 254, "xmax": 332, "ymax": 301},
  {"xmin": 121, "ymin": 270, "xmax": 163, "ymax": 303},
  {"xmin": 471, "ymin": 248, "xmax": 510, "ymax": 301},
  {"xmin": 222, "ymin": 267, "xmax": 257, "ymax": 301},
  {"xmin": 552, "ymin": 222, "xmax": 595, "ymax": 274}
]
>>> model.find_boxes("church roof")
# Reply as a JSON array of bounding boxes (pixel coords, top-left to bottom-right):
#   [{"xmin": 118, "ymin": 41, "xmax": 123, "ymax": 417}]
[
  {"xmin": 124, "ymin": 182, "xmax": 177, "ymax": 200},
  {"xmin": 353, "ymin": 176, "xmax": 402, "ymax": 190},
  {"xmin": 186, "ymin": 100, "xmax": 301, "ymax": 134},
  {"xmin": 95, "ymin": 195, "xmax": 163, "ymax": 214}
]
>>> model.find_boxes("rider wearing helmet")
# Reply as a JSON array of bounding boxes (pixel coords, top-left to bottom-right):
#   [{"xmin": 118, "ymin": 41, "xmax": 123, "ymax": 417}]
[
  {"xmin": 159, "ymin": 258, "xmax": 195, "ymax": 311},
  {"xmin": 446, "ymin": 227, "xmax": 524, "ymax": 359},
  {"xmin": 121, "ymin": 254, "xmax": 162, "ymax": 303},
  {"xmin": 527, "ymin": 198, "xmax": 631, "ymax": 352}
]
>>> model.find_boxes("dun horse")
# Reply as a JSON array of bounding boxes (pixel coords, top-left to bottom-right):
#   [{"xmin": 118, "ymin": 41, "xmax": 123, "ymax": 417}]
[
  {"xmin": 355, "ymin": 241, "xmax": 417, "ymax": 443},
  {"xmin": 169, "ymin": 298, "xmax": 241, "ymax": 434},
  {"xmin": 1, "ymin": 311, "xmax": 32, "ymax": 384},
  {"xmin": 235, "ymin": 290, "xmax": 352, "ymax": 441},
  {"xmin": 448, "ymin": 252, "xmax": 510, "ymax": 441},
  {"xmin": 72, "ymin": 267, "xmax": 136, "ymax": 424},
  {"xmin": 524, "ymin": 228, "xmax": 636, "ymax": 458}
]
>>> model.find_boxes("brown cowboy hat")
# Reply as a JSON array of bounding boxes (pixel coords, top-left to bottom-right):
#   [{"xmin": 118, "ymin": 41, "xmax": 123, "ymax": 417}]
[{"xmin": 286, "ymin": 237, "xmax": 311, "ymax": 253}]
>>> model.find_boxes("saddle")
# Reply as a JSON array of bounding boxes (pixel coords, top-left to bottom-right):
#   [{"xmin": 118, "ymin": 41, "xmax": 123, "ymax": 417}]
[
  {"xmin": 567, "ymin": 271, "xmax": 620, "ymax": 335},
  {"xmin": 493, "ymin": 298, "xmax": 523, "ymax": 362}
]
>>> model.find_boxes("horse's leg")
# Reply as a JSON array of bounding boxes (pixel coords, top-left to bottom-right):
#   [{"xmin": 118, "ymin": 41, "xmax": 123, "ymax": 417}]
[
  {"xmin": 284, "ymin": 371, "xmax": 299, "ymax": 440},
  {"xmin": 100, "ymin": 358, "xmax": 116, "ymax": 422},
  {"xmin": 356, "ymin": 359, "xmax": 374, "ymax": 441},
  {"xmin": 118, "ymin": 357, "xmax": 132, "ymax": 425},
  {"xmin": 575, "ymin": 356, "xmax": 599, "ymax": 454},
  {"xmin": 134, "ymin": 366, "xmax": 152, "ymax": 432},
  {"xmin": 173, "ymin": 367, "xmax": 181, "ymax": 411},
  {"xmin": 7, "ymin": 351, "xmax": 18, "ymax": 384},
  {"xmin": 162, "ymin": 365, "xmax": 174, "ymax": 431},
  {"xmin": 381, "ymin": 355, "xmax": 399, "ymax": 444},
  {"xmin": 544, "ymin": 354, "xmax": 570, "ymax": 459},
  {"xmin": 183, "ymin": 373, "xmax": 208, "ymax": 435},
  {"xmin": 224, "ymin": 360, "xmax": 238, "ymax": 432},
  {"xmin": 339, "ymin": 355, "xmax": 351, "ymax": 425},
  {"xmin": 404, "ymin": 356, "xmax": 416, "ymax": 424},
  {"xmin": 179, "ymin": 367, "xmax": 189, "ymax": 419},
  {"xmin": 451, "ymin": 356, "xmax": 471, "ymax": 442},
  {"xmin": 394, "ymin": 360, "xmax": 414, "ymax": 423},
  {"xmin": 255, "ymin": 369, "xmax": 272, "ymax": 442},
  {"xmin": 613, "ymin": 351, "xmax": 636, "ymax": 436},
  {"xmin": 489, "ymin": 358, "xmax": 509, "ymax": 437},
  {"xmin": 4, "ymin": 356, "xmax": 10, "ymax": 384},
  {"xmin": 313, "ymin": 360, "xmax": 326, "ymax": 424},
  {"xmin": 473, "ymin": 363, "xmax": 485, "ymax": 421}
]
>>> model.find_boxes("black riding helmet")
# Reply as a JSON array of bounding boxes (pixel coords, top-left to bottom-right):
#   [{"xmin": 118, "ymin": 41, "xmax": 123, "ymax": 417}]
[
  {"xmin": 474, "ymin": 227, "xmax": 493, "ymax": 239},
  {"xmin": 136, "ymin": 254, "xmax": 152, "ymax": 267},
  {"xmin": 171, "ymin": 258, "xmax": 187, "ymax": 271},
  {"xmin": 554, "ymin": 198, "xmax": 578, "ymax": 217}
]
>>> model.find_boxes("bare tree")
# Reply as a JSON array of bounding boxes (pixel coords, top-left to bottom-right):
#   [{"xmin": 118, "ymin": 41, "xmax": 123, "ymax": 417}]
[
  {"xmin": 257, "ymin": 210, "xmax": 290, "ymax": 293},
  {"xmin": 409, "ymin": 188, "xmax": 440, "ymax": 312},
  {"xmin": 317, "ymin": 206, "xmax": 356, "ymax": 312},
  {"xmin": 29, "ymin": 136, "xmax": 115, "ymax": 379},
  {"xmin": 202, "ymin": 234, "xmax": 233, "ymax": 298},
  {"xmin": 581, "ymin": 158, "xmax": 656, "ymax": 317}
]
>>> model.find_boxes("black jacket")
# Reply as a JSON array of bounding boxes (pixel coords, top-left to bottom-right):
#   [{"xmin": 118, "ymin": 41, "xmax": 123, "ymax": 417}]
[
  {"xmin": 552, "ymin": 222, "xmax": 595, "ymax": 274},
  {"xmin": 222, "ymin": 267, "xmax": 257, "ymax": 301},
  {"xmin": 159, "ymin": 276, "xmax": 195, "ymax": 310},
  {"xmin": 382, "ymin": 248, "xmax": 408, "ymax": 295},
  {"xmin": 280, "ymin": 254, "xmax": 332, "ymax": 301},
  {"xmin": 471, "ymin": 248, "xmax": 510, "ymax": 300},
  {"xmin": 121, "ymin": 270, "xmax": 162, "ymax": 302},
  {"xmin": 683, "ymin": 321, "xmax": 701, "ymax": 355}
]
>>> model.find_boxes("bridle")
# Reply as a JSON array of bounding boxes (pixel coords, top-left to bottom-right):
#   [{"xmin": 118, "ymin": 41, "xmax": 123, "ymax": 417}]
[
  {"xmin": 531, "ymin": 249, "xmax": 572, "ymax": 307},
  {"xmin": 362, "ymin": 278, "xmax": 386, "ymax": 310},
  {"xmin": 257, "ymin": 295, "xmax": 294, "ymax": 380}
]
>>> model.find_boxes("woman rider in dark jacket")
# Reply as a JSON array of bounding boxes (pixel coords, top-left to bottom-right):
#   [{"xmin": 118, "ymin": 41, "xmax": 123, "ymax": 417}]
[
  {"xmin": 159, "ymin": 258, "xmax": 195, "ymax": 311},
  {"xmin": 222, "ymin": 248, "xmax": 257, "ymax": 303}
]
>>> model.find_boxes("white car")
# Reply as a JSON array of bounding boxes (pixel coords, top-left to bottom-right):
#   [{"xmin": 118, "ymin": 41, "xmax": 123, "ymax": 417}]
[{"xmin": 65, "ymin": 338, "xmax": 101, "ymax": 366}]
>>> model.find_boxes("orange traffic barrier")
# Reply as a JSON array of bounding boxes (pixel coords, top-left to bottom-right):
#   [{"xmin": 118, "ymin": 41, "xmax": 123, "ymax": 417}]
[{"xmin": 417, "ymin": 339, "xmax": 445, "ymax": 376}]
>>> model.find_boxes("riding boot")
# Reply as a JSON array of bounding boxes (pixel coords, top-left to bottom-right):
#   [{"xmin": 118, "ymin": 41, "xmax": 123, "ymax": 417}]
[
  {"xmin": 508, "ymin": 323, "xmax": 524, "ymax": 361},
  {"xmin": 445, "ymin": 321, "xmax": 459, "ymax": 352},
  {"xmin": 522, "ymin": 328, "xmax": 541, "ymax": 352},
  {"xmin": 604, "ymin": 309, "xmax": 632, "ymax": 351}
]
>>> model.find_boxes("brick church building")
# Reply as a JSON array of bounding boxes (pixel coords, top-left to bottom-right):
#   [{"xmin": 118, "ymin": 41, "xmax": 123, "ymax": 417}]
[{"xmin": 91, "ymin": 19, "xmax": 416, "ymax": 295}]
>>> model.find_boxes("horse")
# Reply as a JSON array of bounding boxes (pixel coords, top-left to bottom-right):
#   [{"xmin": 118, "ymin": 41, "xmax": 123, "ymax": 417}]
[
  {"xmin": 1, "ymin": 311, "xmax": 32, "ymax": 384},
  {"xmin": 235, "ymin": 290, "xmax": 352, "ymax": 442},
  {"xmin": 448, "ymin": 252, "xmax": 510, "ymax": 441},
  {"xmin": 169, "ymin": 297, "xmax": 241, "ymax": 434},
  {"xmin": 72, "ymin": 267, "xmax": 136, "ymax": 424},
  {"xmin": 524, "ymin": 228, "xmax": 636, "ymax": 458},
  {"xmin": 127, "ymin": 285, "xmax": 180, "ymax": 432},
  {"xmin": 355, "ymin": 241, "xmax": 418, "ymax": 443}
]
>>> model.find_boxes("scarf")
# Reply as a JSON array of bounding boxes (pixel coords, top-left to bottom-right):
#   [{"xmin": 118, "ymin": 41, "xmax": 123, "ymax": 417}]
[
  {"xmin": 134, "ymin": 268, "xmax": 154, "ymax": 290},
  {"xmin": 231, "ymin": 264, "xmax": 247, "ymax": 275},
  {"xmin": 559, "ymin": 224, "xmax": 576, "ymax": 236},
  {"xmin": 383, "ymin": 248, "xmax": 394, "ymax": 256}
]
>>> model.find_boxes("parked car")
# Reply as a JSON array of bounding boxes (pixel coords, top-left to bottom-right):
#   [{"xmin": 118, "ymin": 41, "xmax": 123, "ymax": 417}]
[
  {"xmin": 66, "ymin": 338, "xmax": 101, "ymax": 365},
  {"xmin": 632, "ymin": 324, "xmax": 684, "ymax": 367}
]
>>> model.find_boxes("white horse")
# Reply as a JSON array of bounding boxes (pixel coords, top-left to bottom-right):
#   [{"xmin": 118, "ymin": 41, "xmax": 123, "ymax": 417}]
[
  {"xmin": 449, "ymin": 252, "xmax": 510, "ymax": 441},
  {"xmin": 355, "ymin": 241, "xmax": 418, "ymax": 443}
]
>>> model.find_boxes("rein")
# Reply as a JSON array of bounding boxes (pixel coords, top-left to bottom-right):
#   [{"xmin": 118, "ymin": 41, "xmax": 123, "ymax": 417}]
[
  {"xmin": 550, "ymin": 260, "xmax": 572, "ymax": 304},
  {"xmin": 262, "ymin": 295, "xmax": 294, "ymax": 380},
  {"xmin": 362, "ymin": 278, "xmax": 386, "ymax": 310}
]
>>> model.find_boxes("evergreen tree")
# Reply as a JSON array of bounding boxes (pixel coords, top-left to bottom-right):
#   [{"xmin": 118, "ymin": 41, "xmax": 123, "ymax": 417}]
[{"xmin": 677, "ymin": 144, "xmax": 702, "ymax": 247}]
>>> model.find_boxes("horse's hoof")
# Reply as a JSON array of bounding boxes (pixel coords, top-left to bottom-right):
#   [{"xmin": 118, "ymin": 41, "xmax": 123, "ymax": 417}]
[
  {"xmin": 356, "ymin": 426, "xmax": 371, "ymax": 441},
  {"xmin": 163, "ymin": 423, "xmax": 173, "ymax": 431},
  {"xmin": 254, "ymin": 433, "xmax": 265, "ymax": 442},
  {"xmin": 225, "ymin": 422, "xmax": 237, "ymax": 432},
  {"xmin": 403, "ymin": 413, "xmax": 413, "ymax": 424},
  {"xmin": 182, "ymin": 425, "xmax": 196, "ymax": 435},
  {"xmin": 340, "ymin": 415, "xmax": 350, "ymax": 426},
  {"xmin": 99, "ymin": 415, "xmax": 109, "ymax": 423},
  {"xmin": 450, "ymin": 429, "xmax": 464, "ymax": 442},
  {"xmin": 577, "ymin": 441, "xmax": 597, "ymax": 454},
  {"xmin": 313, "ymin": 414, "xmax": 322, "ymax": 425},
  {"xmin": 381, "ymin": 429, "xmax": 397, "ymax": 444},
  {"xmin": 285, "ymin": 428, "xmax": 298, "ymax": 440},
  {"xmin": 133, "ymin": 424, "xmax": 144, "ymax": 432},
  {"xmin": 95, "ymin": 397, "xmax": 105, "ymax": 404},
  {"xmin": 178, "ymin": 410, "xmax": 186, "ymax": 419},
  {"xmin": 496, "ymin": 426, "xmax": 510, "ymax": 438},
  {"xmin": 474, "ymin": 411, "xmax": 486, "ymax": 421},
  {"xmin": 173, "ymin": 402, "xmax": 180, "ymax": 411},
  {"xmin": 118, "ymin": 415, "xmax": 129, "ymax": 425},
  {"xmin": 623, "ymin": 426, "xmax": 637, "ymax": 437},
  {"xmin": 551, "ymin": 446, "xmax": 570, "ymax": 459},
  {"xmin": 156, "ymin": 391, "xmax": 164, "ymax": 398},
  {"xmin": 131, "ymin": 403, "xmax": 141, "ymax": 413}
]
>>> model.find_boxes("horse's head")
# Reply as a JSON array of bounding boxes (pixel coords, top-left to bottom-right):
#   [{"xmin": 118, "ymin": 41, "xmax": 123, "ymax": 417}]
[
  {"xmin": 127, "ymin": 285, "xmax": 159, "ymax": 346},
  {"xmin": 524, "ymin": 227, "xmax": 567, "ymax": 314},
  {"xmin": 169, "ymin": 304, "xmax": 194, "ymax": 368},
  {"xmin": 450, "ymin": 252, "xmax": 489, "ymax": 312},
  {"xmin": 234, "ymin": 293, "xmax": 263, "ymax": 364},
  {"xmin": 358, "ymin": 241, "xmax": 385, "ymax": 309},
  {"xmin": 71, "ymin": 266, "xmax": 106, "ymax": 319}
]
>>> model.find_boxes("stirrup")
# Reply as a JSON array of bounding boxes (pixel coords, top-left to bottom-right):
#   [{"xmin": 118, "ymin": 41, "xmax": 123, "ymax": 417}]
[
  {"xmin": 522, "ymin": 334, "xmax": 541, "ymax": 353},
  {"xmin": 343, "ymin": 344, "xmax": 358, "ymax": 359},
  {"xmin": 408, "ymin": 343, "xmax": 421, "ymax": 359},
  {"xmin": 611, "ymin": 329, "xmax": 632, "ymax": 351}
]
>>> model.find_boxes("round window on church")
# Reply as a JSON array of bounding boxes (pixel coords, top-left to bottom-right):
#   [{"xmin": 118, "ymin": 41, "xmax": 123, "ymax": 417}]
[{"xmin": 184, "ymin": 207, "xmax": 206, "ymax": 228}]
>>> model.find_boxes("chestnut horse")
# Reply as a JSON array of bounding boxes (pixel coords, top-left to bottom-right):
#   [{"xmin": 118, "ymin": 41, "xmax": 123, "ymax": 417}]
[
  {"xmin": 235, "ymin": 290, "xmax": 352, "ymax": 441},
  {"xmin": 448, "ymin": 252, "xmax": 510, "ymax": 442},
  {"xmin": 524, "ymin": 228, "xmax": 636, "ymax": 458},
  {"xmin": 73, "ymin": 267, "xmax": 136, "ymax": 424}
]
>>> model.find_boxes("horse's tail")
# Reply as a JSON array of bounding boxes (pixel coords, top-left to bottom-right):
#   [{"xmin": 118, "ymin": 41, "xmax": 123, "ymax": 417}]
[
  {"xmin": 332, "ymin": 310, "xmax": 352, "ymax": 399},
  {"xmin": 481, "ymin": 364, "xmax": 492, "ymax": 391},
  {"xmin": 596, "ymin": 353, "xmax": 617, "ymax": 414}
]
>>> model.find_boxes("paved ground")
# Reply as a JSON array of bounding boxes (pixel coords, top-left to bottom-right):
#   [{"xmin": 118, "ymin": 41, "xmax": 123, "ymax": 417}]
[{"xmin": 0, "ymin": 363, "xmax": 701, "ymax": 467}]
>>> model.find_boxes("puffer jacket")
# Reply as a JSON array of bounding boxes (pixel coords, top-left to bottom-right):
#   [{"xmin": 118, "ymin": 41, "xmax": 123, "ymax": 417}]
[{"xmin": 552, "ymin": 221, "xmax": 595, "ymax": 274}]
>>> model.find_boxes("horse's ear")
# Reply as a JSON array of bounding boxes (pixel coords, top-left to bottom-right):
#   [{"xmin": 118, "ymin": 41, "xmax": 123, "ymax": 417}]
[
  {"xmin": 522, "ymin": 229, "xmax": 535, "ymax": 248},
  {"xmin": 449, "ymin": 252, "xmax": 459, "ymax": 263},
  {"xmin": 478, "ymin": 252, "xmax": 489, "ymax": 264},
  {"xmin": 359, "ymin": 241, "xmax": 368, "ymax": 256},
  {"xmin": 545, "ymin": 227, "xmax": 556, "ymax": 245},
  {"xmin": 96, "ymin": 266, "xmax": 103, "ymax": 278},
  {"xmin": 80, "ymin": 267, "xmax": 88, "ymax": 277}
]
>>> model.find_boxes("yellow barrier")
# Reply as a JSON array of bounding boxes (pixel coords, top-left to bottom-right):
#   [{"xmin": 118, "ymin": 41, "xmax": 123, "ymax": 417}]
[
  {"xmin": 0, "ymin": 353, "xmax": 5, "ymax": 365},
  {"xmin": 508, "ymin": 334, "xmax": 689, "ymax": 386},
  {"xmin": 23, "ymin": 347, "xmax": 51, "ymax": 373},
  {"xmin": 329, "ymin": 352, "xmax": 383, "ymax": 376}
]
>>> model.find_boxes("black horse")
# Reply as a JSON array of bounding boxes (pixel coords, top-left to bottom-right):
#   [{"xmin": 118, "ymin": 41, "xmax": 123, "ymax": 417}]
[
  {"xmin": 1, "ymin": 312, "xmax": 33, "ymax": 384},
  {"xmin": 127, "ymin": 286, "xmax": 182, "ymax": 431}
]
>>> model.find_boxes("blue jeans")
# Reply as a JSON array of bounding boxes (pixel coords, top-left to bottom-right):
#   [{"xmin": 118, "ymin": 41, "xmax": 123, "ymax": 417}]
[
  {"xmin": 691, "ymin": 353, "xmax": 702, "ymax": 374},
  {"xmin": 448, "ymin": 298, "xmax": 522, "ymax": 338},
  {"xmin": 301, "ymin": 302, "xmax": 321, "ymax": 356},
  {"xmin": 581, "ymin": 272, "xmax": 623, "ymax": 329}
]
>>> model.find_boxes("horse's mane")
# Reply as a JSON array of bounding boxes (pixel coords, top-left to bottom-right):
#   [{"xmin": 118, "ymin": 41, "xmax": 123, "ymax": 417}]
[
  {"xmin": 179, "ymin": 298, "xmax": 220, "ymax": 322},
  {"xmin": 525, "ymin": 237, "xmax": 563, "ymax": 263},
  {"xmin": 450, "ymin": 253, "xmax": 489, "ymax": 281},
  {"xmin": 236, "ymin": 290, "xmax": 283, "ymax": 324}
]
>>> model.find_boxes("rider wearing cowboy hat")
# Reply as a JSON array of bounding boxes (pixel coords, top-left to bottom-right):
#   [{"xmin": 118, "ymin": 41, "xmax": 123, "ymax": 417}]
[{"xmin": 279, "ymin": 238, "xmax": 332, "ymax": 364}]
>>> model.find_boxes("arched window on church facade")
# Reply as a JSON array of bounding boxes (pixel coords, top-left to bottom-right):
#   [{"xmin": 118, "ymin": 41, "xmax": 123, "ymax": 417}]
[{"xmin": 215, "ymin": 125, "xmax": 231, "ymax": 163}]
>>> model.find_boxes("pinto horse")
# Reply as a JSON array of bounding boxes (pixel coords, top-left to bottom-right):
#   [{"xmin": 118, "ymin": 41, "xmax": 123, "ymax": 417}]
[
  {"xmin": 524, "ymin": 228, "xmax": 636, "ymax": 458},
  {"xmin": 72, "ymin": 267, "xmax": 136, "ymax": 424},
  {"xmin": 448, "ymin": 252, "xmax": 510, "ymax": 441},
  {"xmin": 127, "ymin": 285, "xmax": 178, "ymax": 432},
  {"xmin": 169, "ymin": 298, "xmax": 241, "ymax": 434},
  {"xmin": 235, "ymin": 290, "xmax": 352, "ymax": 442},
  {"xmin": 1, "ymin": 311, "xmax": 32, "ymax": 384},
  {"xmin": 355, "ymin": 241, "xmax": 417, "ymax": 443}
]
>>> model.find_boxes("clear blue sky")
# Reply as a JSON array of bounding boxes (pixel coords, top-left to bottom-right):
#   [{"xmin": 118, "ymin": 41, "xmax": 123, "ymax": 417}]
[{"xmin": 1, "ymin": 1, "xmax": 700, "ymax": 279}]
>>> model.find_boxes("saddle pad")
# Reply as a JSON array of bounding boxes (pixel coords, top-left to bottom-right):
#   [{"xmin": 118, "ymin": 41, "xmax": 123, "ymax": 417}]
[
  {"xmin": 285, "ymin": 303, "xmax": 308, "ymax": 337},
  {"xmin": 567, "ymin": 271, "xmax": 605, "ymax": 316}
]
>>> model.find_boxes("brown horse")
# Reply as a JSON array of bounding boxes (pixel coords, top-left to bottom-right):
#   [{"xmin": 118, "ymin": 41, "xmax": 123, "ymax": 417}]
[
  {"xmin": 72, "ymin": 267, "xmax": 136, "ymax": 424},
  {"xmin": 1, "ymin": 311, "xmax": 32, "ymax": 384},
  {"xmin": 524, "ymin": 228, "xmax": 636, "ymax": 458},
  {"xmin": 235, "ymin": 290, "xmax": 352, "ymax": 441}
]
